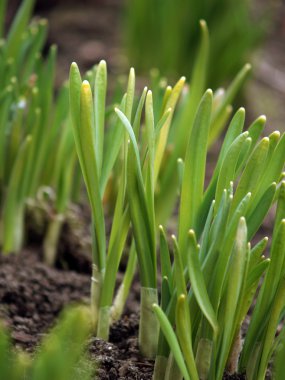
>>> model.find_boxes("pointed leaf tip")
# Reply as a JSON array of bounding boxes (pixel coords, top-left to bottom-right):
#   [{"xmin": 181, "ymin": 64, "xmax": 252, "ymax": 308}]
[
  {"xmin": 271, "ymin": 131, "xmax": 280, "ymax": 138},
  {"xmin": 178, "ymin": 294, "xmax": 186, "ymax": 301},
  {"xmin": 259, "ymin": 115, "xmax": 266, "ymax": 122},
  {"xmin": 81, "ymin": 80, "xmax": 91, "ymax": 92},
  {"xmin": 244, "ymin": 63, "xmax": 252, "ymax": 71},
  {"xmin": 99, "ymin": 59, "xmax": 107, "ymax": 66}
]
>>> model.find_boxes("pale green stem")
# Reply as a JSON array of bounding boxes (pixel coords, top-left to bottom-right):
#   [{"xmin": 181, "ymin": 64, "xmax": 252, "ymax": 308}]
[
  {"xmin": 43, "ymin": 214, "xmax": 64, "ymax": 266},
  {"xmin": 152, "ymin": 355, "xmax": 168, "ymax": 380},
  {"xmin": 165, "ymin": 353, "xmax": 183, "ymax": 380},
  {"xmin": 3, "ymin": 205, "xmax": 24, "ymax": 254},
  {"xmin": 227, "ymin": 329, "xmax": 242, "ymax": 374},
  {"xmin": 195, "ymin": 338, "xmax": 213, "ymax": 380},
  {"xmin": 139, "ymin": 287, "xmax": 159, "ymax": 358},
  {"xmin": 91, "ymin": 264, "xmax": 103, "ymax": 331},
  {"xmin": 111, "ymin": 244, "xmax": 137, "ymax": 322},
  {"xmin": 97, "ymin": 306, "xmax": 110, "ymax": 340},
  {"xmin": 246, "ymin": 343, "xmax": 261, "ymax": 380}
]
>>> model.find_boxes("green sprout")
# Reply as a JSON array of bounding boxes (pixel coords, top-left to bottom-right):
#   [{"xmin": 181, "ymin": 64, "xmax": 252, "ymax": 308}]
[
  {"xmin": 69, "ymin": 61, "xmax": 133, "ymax": 340},
  {"xmin": 69, "ymin": 59, "xmax": 181, "ymax": 353},
  {"xmin": 69, "ymin": 20, "xmax": 251, "ymax": 357},
  {"xmin": 0, "ymin": 0, "xmax": 78, "ymax": 261},
  {"xmin": 151, "ymin": 90, "xmax": 285, "ymax": 379}
]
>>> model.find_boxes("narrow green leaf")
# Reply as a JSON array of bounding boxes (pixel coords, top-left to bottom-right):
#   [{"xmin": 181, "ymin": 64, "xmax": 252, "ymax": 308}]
[
  {"xmin": 154, "ymin": 76, "xmax": 185, "ymax": 182},
  {"xmin": 179, "ymin": 89, "xmax": 213, "ymax": 258},
  {"xmin": 178, "ymin": 20, "xmax": 209, "ymax": 152},
  {"xmin": 159, "ymin": 225, "xmax": 173, "ymax": 290},
  {"xmin": 2, "ymin": 136, "xmax": 32, "ymax": 253},
  {"xmin": 215, "ymin": 132, "xmax": 250, "ymax": 210},
  {"xmin": 94, "ymin": 60, "xmax": 107, "ymax": 177},
  {"xmin": 153, "ymin": 304, "xmax": 190, "ymax": 380},
  {"xmin": 247, "ymin": 183, "xmax": 276, "ymax": 239},
  {"xmin": 231, "ymin": 137, "xmax": 269, "ymax": 213},
  {"xmin": 115, "ymin": 108, "xmax": 156, "ymax": 287},
  {"xmin": 273, "ymin": 181, "xmax": 285, "ymax": 245},
  {"xmin": 176, "ymin": 295, "xmax": 199, "ymax": 380},
  {"xmin": 198, "ymin": 108, "xmax": 245, "ymax": 236},
  {"xmin": 125, "ymin": 67, "xmax": 135, "ymax": 121},
  {"xmin": 69, "ymin": 62, "xmax": 83, "ymax": 163},
  {"xmin": 172, "ymin": 235, "xmax": 187, "ymax": 296},
  {"xmin": 247, "ymin": 115, "xmax": 266, "ymax": 147},
  {"xmin": 199, "ymin": 200, "xmax": 215, "ymax": 263},
  {"xmin": 5, "ymin": 0, "xmax": 36, "ymax": 59},
  {"xmin": 252, "ymin": 133, "xmax": 285, "ymax": 211},
  {"xmin": 210, "ymin": 63, "xmax": 251, "ymax": 143},
  {"xmin": 216, "ymin": 217, "xmax": 248, "ymax": 380},
  {"xmin": 257, "ymin": 275, "xmax": 285, "ymax": 380},
  {"xmin": 241, "ymin": 219, "xmax": 285, "ymax": 369},
  {"xmin": 156, "ymin": 276, "xmax": 171, "ymax": 358},
  {"xmin": 81, "ymin": 81, "xmax": 106, "ymax": 268},
  {"xmin": 187, "ymin": 230, "xmax": 219, "ymax": 336},
  {"xmin": 114, "ymin": 107, "xmax": 144, "ymax": 184},
  {"xmin": 100, "ymin": 94, "xmax": 127, "ymax": 192},
  {"xmin": 133, "ymin": 87, "xmax": 148, "ymax": 139},
  {"xmin": 155, "ymin": 108, "xmax": 172, "ymax": 137}
]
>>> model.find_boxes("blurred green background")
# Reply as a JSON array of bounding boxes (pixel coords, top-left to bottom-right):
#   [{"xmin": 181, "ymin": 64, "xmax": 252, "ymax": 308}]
[{"xmin": 5, "ymin": 0, "xmax": 285, "ymax": 132}]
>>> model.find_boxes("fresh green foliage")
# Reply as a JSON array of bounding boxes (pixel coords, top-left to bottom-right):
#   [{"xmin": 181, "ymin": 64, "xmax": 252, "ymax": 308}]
[
  {"xmin": 153, "ymin": 22, "xmax": 251, "ymax": 225},
  {"xmin": 124, "ymin": 0, "xmax": 268, "ymax": 87},
  {"xmin": 273, "ymin": 329, "xmax": 285, "ymax": 380},
  {"xmin": 0, "ymin": 0, "xmax": 78, "ymax": 261},
  {"xmin": 0, "ymin": 306, "xmax": 92, "ymax": 380},
  {"xmin": 69, "ymin": 59, "xmax": 182, "ymax": 354},
  {"xmin": 69, "ymin": 20, "xmax": 250, "ymax": 357},
  {"xmin": 152, "ymin": 91, "xmax": 285, "ymax": 379},
  {"xmin": 69, "ymin": 61, "xmax": 134, "ymax": 341},
  {"xmin": 3, "ymin": 5, "xmax": 281, "ymax": 379}
]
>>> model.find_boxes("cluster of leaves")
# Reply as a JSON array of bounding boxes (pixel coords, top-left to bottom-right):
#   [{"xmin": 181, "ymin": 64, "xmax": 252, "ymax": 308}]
[
  {"xmin": 69, "ymin": 21, "xmax": 251, "ymax": 358},
  {"xmin": 70, "ymin": 60, "xmax": 285, "ymax": 377},
  {"xmin": 152, "ymin": 90, "xmax": 285, "ymax": 379},
  {"xmin": 0, "ymin": 306, "xmax": 92, "ymax": 380},
  {"xmin": 0, "ymin": 0, "xmax": 79, "ymax": 264},
  {"xmin": 123, "ymin": 0, "xmax": 270, "ymax": 87},
  {"xmin": 1, "ymin": 2, "xmax": 285, "ymax": 379}
]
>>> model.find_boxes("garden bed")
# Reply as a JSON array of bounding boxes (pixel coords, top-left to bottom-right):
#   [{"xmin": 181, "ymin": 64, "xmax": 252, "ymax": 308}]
[
  {"xmin": 0, "ymin": 245, "xmax": 249, "ymax": 379},
  {"xmin": 1, "ymin": 1, "xmax": 284, "ymax": 379}
]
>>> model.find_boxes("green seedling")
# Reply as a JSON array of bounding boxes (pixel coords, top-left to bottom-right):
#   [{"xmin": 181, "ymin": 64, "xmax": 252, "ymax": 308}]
[{"xmin": 151, "ymin": 90, "xmax": 285, "ymax": 379}]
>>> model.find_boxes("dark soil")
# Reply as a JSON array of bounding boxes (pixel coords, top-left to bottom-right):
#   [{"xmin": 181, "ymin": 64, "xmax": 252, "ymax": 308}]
[
  {"xmin": 0, "ymin": 248, "xmax": 151, "ymax": 379},
  {"xmin": 0, "ymin": 248, "xmax": 248, "ymax": 379},
  {"xmin": 0, "ymin": 249, "xmax": 90, "ymax": 352}
]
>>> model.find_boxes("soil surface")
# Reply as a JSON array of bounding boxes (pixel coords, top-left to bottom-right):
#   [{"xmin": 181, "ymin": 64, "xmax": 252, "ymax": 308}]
[{"xmin": 0, "ymin": 249, "xmax": 247, "ymax": 379}]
